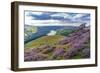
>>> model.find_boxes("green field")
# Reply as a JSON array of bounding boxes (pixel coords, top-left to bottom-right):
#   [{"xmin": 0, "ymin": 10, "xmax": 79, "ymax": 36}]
[{"xmin": 24, "ymin": 35, "xmax": 67, "ymax": 49}]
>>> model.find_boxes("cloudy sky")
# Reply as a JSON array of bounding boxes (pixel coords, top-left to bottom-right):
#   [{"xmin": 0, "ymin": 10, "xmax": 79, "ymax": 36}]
[{"xmin": 25, "ymin": 11, "xmax": 90, "ymax": 26}]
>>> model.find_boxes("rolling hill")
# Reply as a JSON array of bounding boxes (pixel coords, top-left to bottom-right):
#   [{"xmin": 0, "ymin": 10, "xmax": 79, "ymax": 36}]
[{"xmin": 24, "ymin": 35, "xmax": 66, "ymax": 49}]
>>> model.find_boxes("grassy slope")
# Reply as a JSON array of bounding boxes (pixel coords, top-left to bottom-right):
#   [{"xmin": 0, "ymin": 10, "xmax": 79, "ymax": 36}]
[
  {"xmin": 24, "ymin": 35, "xmax": 66, "ymax": 49},
  {"xmin": 56, "ymin": 29, "xmax": 73, "ymax": 36}
]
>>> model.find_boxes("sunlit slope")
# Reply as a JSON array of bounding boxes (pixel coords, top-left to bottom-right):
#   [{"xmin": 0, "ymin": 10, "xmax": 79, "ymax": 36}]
[{"xmin": 25, "ymin": 35, "xmax": 66, "ymax": 49}]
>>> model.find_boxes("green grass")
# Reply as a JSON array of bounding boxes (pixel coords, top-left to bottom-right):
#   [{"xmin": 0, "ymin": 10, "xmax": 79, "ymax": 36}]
[
  {"xmin": 56, "ymin": 29, "xmax": 74, "ymax": 36},
  {"xmin": 24, "ymin": 35, "xmax": 66, "ymax": 49}
]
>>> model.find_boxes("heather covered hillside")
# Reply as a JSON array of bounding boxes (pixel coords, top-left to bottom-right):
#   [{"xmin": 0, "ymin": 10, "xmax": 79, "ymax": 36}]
[{"xmin": 24, "ymin": 24, "xmax": 90, "ymax": 61}]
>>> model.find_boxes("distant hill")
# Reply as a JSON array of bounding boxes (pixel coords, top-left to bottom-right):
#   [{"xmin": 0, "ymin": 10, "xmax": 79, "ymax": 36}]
[{"xmin": 24, "ymin": 25, "xmax": 37, "ymax": 43}]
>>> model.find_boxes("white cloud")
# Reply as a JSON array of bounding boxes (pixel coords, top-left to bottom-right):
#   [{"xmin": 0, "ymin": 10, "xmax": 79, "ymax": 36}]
[
  {"xmin": 29, "ymin": 12, "xmax": 43, "ymax": 16},
  {"xmin": 73, "ymin": 14, "xmax": 85, "ymax": 19},
  {"xmin": 25, "ymin": 19, "xmax": 83, "ymax": 26},
  {"xmin": 25, "ymin": 12, "xmax": 37, "ymax": 21},
  {"xmin": 31, "ymin": 19, "xmax": 60, "ymax": 23},
  {"xmin": 51, "ymin": 13, "xmax": 70, "ymax": 19},
  {"xmin": 25, "ymin": 11, "xmax": 44, "ymax": 21},
  {"xmin": 25, "ymin": 12, "xmax": 89, "ymax": 26},
  {"xmin": 47, "ymin": 30, "xmax": 57, "ymax": 36},
  {"xmin": 25, "ymin": 19, "xmax": 62, "ymax": 25},
  {"xmin": 25, "ymin": 13, "xmax": 83, "ymax": 26}
]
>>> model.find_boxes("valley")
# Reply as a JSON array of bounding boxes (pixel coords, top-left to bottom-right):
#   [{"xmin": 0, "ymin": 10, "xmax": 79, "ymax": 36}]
[{"xmin": 24, "ymin": 24, "xmax": 90, "ymax": 61}]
